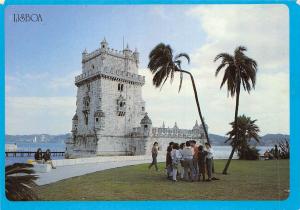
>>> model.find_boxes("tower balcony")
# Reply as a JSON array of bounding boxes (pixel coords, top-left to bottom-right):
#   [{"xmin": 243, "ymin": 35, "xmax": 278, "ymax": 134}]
[{"xmin": 75, "ymin": 68, "xmax": 145, "ymax": 86}]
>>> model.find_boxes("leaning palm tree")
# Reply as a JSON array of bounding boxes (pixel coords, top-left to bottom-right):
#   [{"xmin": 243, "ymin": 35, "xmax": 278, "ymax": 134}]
[
  {"xmin": 6, "ymin": 163, "xmax": 39, "ymax": 201},
  {"xmin": 226, "ymin": 115, "xmax": 260, "ymax": 159},
  {"xmin": 148, "ymin": 43, "xmax": 210, "ymax": 144},
  {"xmin": 214, "ymin": 46, "xmax": 258, "ymax": 174}
]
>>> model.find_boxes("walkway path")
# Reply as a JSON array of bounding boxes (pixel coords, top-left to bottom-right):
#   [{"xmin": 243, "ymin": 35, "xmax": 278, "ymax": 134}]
[{"xmin": 35, "ymin": 156, "xmax": 164, "ymax": 186}]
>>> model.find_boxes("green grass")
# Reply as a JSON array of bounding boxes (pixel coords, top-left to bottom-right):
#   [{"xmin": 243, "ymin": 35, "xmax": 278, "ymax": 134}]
[{"xmin": 36, "ymin": 159, "xmax": 289, "ymax": 200}]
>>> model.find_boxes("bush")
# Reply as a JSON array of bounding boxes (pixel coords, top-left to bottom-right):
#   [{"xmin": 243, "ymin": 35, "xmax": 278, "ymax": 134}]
[{"xmin": 238, "ymin": 146, "xmax": 259, "ymax": 160}]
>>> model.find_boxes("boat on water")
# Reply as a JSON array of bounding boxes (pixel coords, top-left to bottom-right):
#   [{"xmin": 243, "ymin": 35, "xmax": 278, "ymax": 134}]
[{"xmin": 32, "ymin": 136, "xmax": 37, "ymax": 143}]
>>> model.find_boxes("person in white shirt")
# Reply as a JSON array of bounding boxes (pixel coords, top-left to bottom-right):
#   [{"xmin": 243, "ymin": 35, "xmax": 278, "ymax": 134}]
[
  {"xmin": 171, "ymin": 143, "xmax": 182, "ymax": 181},
  {"xmin": 181, "ymin": 141, "xmax": 196, "ymax": 181},
  {"xmin": 205, "ymin": 142, "xmax": 214, "ymax": 181},
  {"xmin": 178, "ymin": 143, "xmax": 185, "ymax": 179}
]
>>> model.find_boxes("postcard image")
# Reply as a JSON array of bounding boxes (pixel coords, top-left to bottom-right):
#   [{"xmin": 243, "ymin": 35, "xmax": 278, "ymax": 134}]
[{"xmin": 2, "ymin": 2, "xmax": 298, "ymax": 210}]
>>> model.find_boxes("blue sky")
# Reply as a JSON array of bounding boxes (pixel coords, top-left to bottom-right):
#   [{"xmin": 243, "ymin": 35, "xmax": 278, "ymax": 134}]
[
  {"xmin": 5, "ymin": 5, "xmax": 289, "ymax": 135},
  {"xmin": 6, "ymin": 5, "xmax": 204, "ymax": 97}
]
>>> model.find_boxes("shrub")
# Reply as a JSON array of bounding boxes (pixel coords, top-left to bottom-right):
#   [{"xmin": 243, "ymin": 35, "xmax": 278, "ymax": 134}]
[{"xmin": 238, "ymin": 146, "xmax": 259, "ymax": 160}]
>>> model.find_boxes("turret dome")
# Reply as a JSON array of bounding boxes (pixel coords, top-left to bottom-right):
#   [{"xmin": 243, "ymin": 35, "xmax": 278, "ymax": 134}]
[{"xmin": 140, "ymin": 113, "xmax": 152, "ymax": 125}]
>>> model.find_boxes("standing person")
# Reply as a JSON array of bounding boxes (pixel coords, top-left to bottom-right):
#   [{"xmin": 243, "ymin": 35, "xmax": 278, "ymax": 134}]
[
  {"xmin": 149, "ymin": 142, "xmax": 159, "ymax": 171},
  {"xmin": 34, "ymin": 148, "xmax": 43, "ymax": 163},
  {"xmin": 171, "ymin": 143, "xmax": 182, "ymax": 182},
  {"xmin": 166, "ymin": 142, "xmax": 174, "ymax": 179},
  {"xmin": 181, "ymin": 141, "xmax": 195, "ymax": 181},
  {"xmin": 178, "ymin": 143, "xmax": 185, "ymax": 180},
  {"xmin": 43, "ymin": 149, "xmax": 56, "ymax": 169},
  {"xmin": 198, "ymin": 145, "xmax": 207, "ymax": 181},
  {"xmin": 274, "ymin": 145, "xmax": 279, "ymax": 160},
  {"xmin": 190, "ymin": 140, "xmax": 199, "ymax": 181},
  {"xmin": 205, "ymin": 142, "xmax": 213, "ymax": 181}
]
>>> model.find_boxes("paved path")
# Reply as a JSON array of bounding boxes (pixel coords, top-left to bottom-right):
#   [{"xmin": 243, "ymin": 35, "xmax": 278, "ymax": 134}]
[{"xmin": 35, "ymin": 159, "xmax": 157, "ymax": 186}]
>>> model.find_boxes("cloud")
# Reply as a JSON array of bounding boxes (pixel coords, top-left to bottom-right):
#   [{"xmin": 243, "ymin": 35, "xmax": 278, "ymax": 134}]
[
  {"xmin": 5, "ymin": 97, "xmax": 76, "ymax": 135},
  {"xmin": 142, "ymin": 5, "xmax": 289, "ymax": 135},
  {"xmin": 49, "ymin": 71, "xmax": 81, "ymax": 90}
]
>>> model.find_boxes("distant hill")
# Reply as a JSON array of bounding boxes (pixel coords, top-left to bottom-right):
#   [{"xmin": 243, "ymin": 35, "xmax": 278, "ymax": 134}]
[
  {"xmin": 209, "ymin": 133, "xmax": 290, "ymax": 146},
  {"xmin": 5, "ymin": 134, "xmax": 71, "ymax": 144},
  {"xmin": 5, "ymin": 133, "xmax": 289, "ymax": 146}
]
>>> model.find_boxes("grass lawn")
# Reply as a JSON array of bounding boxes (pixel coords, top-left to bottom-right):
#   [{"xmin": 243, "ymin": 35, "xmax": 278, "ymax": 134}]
[{"xmin": 36, "ymin": 159, "xmax": 289, "ymax": 200}]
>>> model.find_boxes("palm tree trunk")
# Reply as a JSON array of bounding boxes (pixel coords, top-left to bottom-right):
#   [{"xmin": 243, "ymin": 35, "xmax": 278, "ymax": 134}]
[
  {"xmin": 178, "ymin": 69, "xmax": 210, "ymax": 145},
  {"xmin": 222, "ymin": 81, "xmax": 241, "ymax": 174}
]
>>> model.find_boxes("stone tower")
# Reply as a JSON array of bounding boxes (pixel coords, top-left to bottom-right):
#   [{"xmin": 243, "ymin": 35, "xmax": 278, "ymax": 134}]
[{"xmin": 66, "ymin": 38, "xmax": 145, "ymax": 157}]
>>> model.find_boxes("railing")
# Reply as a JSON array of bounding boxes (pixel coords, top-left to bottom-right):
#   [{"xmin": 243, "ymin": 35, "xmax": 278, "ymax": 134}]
[{"xmin": 5, "ymin": 151, "xmax": 65, "ymax": 158}]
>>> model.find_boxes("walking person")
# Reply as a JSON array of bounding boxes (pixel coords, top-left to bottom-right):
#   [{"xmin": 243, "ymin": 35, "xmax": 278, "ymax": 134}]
[
  {"xmin": 171, "ymin": 143, "xmax": 182, "ymax": 182},
  {"xmin": 204, "ymin": 142, "xmax": 213, "ymax": 181},
  {"xmin": 149, "ymin": 142, "xmax": 159, "ymax": 171}
]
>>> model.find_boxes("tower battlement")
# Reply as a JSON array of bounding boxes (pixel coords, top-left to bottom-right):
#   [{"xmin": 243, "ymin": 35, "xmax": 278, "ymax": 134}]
[{"xmin": 82, "ymin": 39, "xmax": 139, "ymax": 65}]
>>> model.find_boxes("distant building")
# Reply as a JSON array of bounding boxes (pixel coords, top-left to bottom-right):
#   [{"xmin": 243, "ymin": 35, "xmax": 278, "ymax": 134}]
[
  {"xmin": 65, "ymin": 39, "xmax": 207, "ymax": 158},
  {"xmin": 5, "ymin": 144, "xmax": 17, "ymax": 152}
]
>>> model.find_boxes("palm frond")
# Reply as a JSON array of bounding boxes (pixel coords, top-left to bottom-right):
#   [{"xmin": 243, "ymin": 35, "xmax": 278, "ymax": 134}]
[
  {"xmin": 5, "ymin": 163, "xmax": 39, "ymax": 201},
  {"xmin": 174, "ymin": 53, "xmax": 190, "ymax": 64}
]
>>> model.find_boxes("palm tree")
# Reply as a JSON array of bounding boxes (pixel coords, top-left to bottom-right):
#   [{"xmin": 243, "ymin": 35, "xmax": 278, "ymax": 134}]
[
  {"xmin": 148, "ymin": 43, "xmax": 210, "ymax": 144},
  {"xmin": 214, "ymin": 46, "xmax": 258, "ymax": 174},
  {"xmin": 226, "ymin": 115, "xmax": 260, "ymax": 159},
  {"xmin": 6, "ymin": 163, "xmax": 39, "ymax": 201}
]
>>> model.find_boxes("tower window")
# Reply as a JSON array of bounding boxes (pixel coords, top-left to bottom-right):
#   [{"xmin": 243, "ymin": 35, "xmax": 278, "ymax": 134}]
[
  {"xmin": 83, "ymin": 112, "xmax": 89, "ymax": 125},
  {"xmin": 118, "ymin": 83, "xmax": 124, "ymax": 92},
  {"xmin": 96, "ymin": 117, "xmax": 99, "ymax": 122},
  {"xmin": 92, "ymin": 64, "xmax": 95, "ymax": 69},
  {"xmin": 142, "ymin": 107, "xmax": 145, "ymax": 111}
]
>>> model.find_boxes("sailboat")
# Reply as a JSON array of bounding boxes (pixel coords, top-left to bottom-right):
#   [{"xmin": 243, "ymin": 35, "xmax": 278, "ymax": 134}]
[{"xmin": 32, "ymin": 136, "xmax": 37, "ymax": 143}]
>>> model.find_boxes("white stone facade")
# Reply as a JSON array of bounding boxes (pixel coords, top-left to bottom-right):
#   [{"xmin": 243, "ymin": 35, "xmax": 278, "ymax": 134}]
[{"xmin": 65, "ymin": 39, "xmax": 207, "ymax": 158}]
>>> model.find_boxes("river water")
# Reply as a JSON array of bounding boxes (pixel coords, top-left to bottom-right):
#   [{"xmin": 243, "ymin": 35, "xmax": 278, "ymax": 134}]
[{"xmin": 5, "ymin": 142, "xmax": 273, "ymax": 165}]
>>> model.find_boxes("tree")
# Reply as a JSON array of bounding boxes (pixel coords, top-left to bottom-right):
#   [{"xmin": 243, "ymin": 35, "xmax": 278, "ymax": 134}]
[
  {"xmin": 148, "ymin": 43, "xmax": 210, "ymax": 144},
  {"xmin": 279, "ymin": 139, "xmax": 290, "ymax": 159},
  {"xmin": 226, "ymin": 115, "xmax": 260, "ymax": 160},
  {"xmin": 6, "ymin": 163, "xmax": 39, "ymax": 201},
  {"xmin": 214, "ymin": 46, "xmax": 258, "ymax": 174}
]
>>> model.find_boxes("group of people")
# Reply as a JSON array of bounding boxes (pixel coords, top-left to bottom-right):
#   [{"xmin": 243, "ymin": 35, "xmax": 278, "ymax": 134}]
[
  {"xmin": 34, "ymin": 148, "xmax": 56, "ymax": 169},
  {"xmin": 264, "ymin": 144, "xmax": 280, "ymax": 160},
  {"xmin": 149, "ymin": 140, "xmax": 218, "ymax": 182}
]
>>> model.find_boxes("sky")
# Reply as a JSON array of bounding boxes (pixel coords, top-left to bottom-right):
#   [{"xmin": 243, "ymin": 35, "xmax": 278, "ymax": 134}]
[{"xmin": 5, "ymin": 5, "xmax": 289, "ymax": 136}]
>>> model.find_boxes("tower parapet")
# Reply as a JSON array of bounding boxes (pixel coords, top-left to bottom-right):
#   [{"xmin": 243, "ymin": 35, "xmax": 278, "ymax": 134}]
[{"xmin": 82, "ymin": 40, "xmax": 138, "ymax": 64}]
